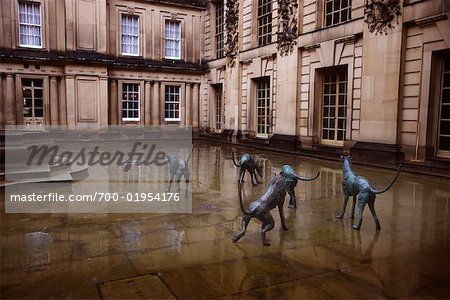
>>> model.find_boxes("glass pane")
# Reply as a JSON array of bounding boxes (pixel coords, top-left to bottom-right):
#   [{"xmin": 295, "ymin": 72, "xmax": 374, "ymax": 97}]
[
  {"xmin": 439, "ymin": 136, "xmax": 450, "ymax": 150},
  {"xmin": 35, "ymin": 108, "xmax": 43, "ymax": 117}
]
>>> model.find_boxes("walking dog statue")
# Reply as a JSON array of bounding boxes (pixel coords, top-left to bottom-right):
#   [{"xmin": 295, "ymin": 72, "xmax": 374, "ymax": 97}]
[
  {"xmin": 232, "ymin": 174, "xmax": 288, "ymax": 246},
  {"xmin": 232, "ymin": 153, "xmax": 263, "ymax": 186},
  {"xmin": 280, "ymin": 165, "xmax": 320, "ymax": 209},
  {"xmin": 166, "ymin": 146, "xmax": 193, "ymax": 197},
  {"xmin": 337, "ymin": 155, "xmax": 402, "ymax": 230}
]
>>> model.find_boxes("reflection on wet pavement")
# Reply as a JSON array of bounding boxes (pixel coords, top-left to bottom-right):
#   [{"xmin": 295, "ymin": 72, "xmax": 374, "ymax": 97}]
[{"xmin": 1, "ymin": 140, "xmax": 449, "ymax": 299}]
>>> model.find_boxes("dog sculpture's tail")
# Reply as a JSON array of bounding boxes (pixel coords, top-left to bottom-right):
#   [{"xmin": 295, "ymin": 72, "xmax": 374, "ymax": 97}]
[
  {"xmin": 185, "ymin": 146, "xmax": 194, "ymax": 165},
  {"xmin": 370, "ymin": 164, "xmax": 402, "ymax": 195},
  {"xmin": 232, "ymin": 152, "xmax": 242, "ymax": 167},
  {"xmin": 296, "ymin": 171, "xmax": 320, "ymax": 181},
  {"xmin": 237, "ymin": 182, "xmax": 251, "ymax": 215}
]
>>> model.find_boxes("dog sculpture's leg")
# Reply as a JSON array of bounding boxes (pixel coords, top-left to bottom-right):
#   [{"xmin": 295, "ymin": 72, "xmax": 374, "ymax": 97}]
[
  {"xmin": 368, "ymin": 196, "xmax": 381, "ymax": 230},
  {"xmin": 353, "ymin": 192, "xmax": 368, "ymax": 230},
  {"xmin": 350, "ymin": 195, "xmax": 357, "ymax": 220},
  {"xmin": 337, "ymin": 192, "xmax": 350, "ymax": 219},
  {"xmin": 251, "ymin": 170, "xmax": 258, "ymax": 186},
  {"xmin": 261, "ymin": 213, "xmax": 275, "ymax": 246},
  {"xmin": 232, "ymin": 215, "xmax": 252, "ymax": 243},
  {"xmin": 168, "ymin": 174, "xmax": 174, "ymax": 192},
  {"xmin": 184, "ymin": 171, "xmax": 190, "ymax": 198},
  {"xmin": 277, "ymin": 204, "xmax": 288, "ymax": 231},
  {"xmin": 286, "ymin": 181, "xmax": 297, "ymax": 209},
  {"xmin": 239, "ymin": 169, "xmax": 246, "ymax": 183}
]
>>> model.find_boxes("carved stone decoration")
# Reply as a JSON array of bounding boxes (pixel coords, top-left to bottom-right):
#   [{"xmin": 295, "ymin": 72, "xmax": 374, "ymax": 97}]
[
  {"xmin": 364, "ymin": 0, "xmax": 402, "ymax": 35},
  {"xmin": 276, "ymin": 0, "xmax": 298, "ymax": 56},
  {"xmin": 225, "ymin": 0, "xmax": 239, "ymax": 67}
]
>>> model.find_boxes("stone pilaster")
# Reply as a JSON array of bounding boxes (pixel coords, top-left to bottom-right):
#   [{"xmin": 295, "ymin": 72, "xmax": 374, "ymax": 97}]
[
  {"xmin": 59, "ymin": 77, "xmax": 67, "ymax": 125},
  {"xmin": 144, "ymin": 81, "xmax": 151, "ymax": 125},
  {"xmin": 5, "ymin": 74, "xmax": 16, "ymax": 125},
  {"xmin": 152, "ymin": 81, "xmax": 160, "ymax": 125},
  {"xmin": 110, "ymin": 79, "xmax": 118, "ymax": 125},
  {"xmin": 50, "ymin": 76, "xmax": 59, "ymax": 125},
  {"xmin": 192, "ymin": 83, "xmax": 199, "ymax": 130},
  {"xmin": 185, "ymin": 83, "xmax": 192, "ymax": 126}
]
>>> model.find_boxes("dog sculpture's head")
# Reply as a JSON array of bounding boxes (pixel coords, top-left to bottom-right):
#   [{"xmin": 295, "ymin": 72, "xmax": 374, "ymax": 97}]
[{"xmin": 340, "ymin": 155, "xmax": 352, "ymax": 165}]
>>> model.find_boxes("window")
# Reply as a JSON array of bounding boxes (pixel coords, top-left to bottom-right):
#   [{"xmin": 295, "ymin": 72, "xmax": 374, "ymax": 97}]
[
  {"xmin": 215, "ymin": 0, "xmax": 224, "ymax": 59},
  {"xmin": 438, "ymin": 55, "xmax": 450, "ymax": 154},
  {"xmin": 121, "ymin": 15, "xmax": 139, "ymax": 56},
  {"xmin": 18, "ymin": 1, "xmax": 42, "ymax": 48},
  {"xmin": 257, "ymin": 0, "xmax": 272, "ymax": 46},
  {"xmin": 215, "ymin": 85, "xmax": 223, "ymax": 130},
  {"xmin": 165, "ymin": 20, "xmax": 181, "ymax": 59},
  {"xmin": 122, "ymin": 83, "xmax": 140, "ymax": 121},
  {"xmin": 325, "ymin": 0, "xmax": 351, "ymax": 27},
  {"xmin": 322, "ymin": 67, "xmax": 348, "ymax": 145},
  {"xmin": 256, "ymin": 78, "xmax": 271, "ymax": 135},
  {"xmin": 165, "ymin": 86, "xmax": 181, "ymax": 121},
  {"xmin": 22, "ymin": 78, "xmax": 43, "ymax": 120}
]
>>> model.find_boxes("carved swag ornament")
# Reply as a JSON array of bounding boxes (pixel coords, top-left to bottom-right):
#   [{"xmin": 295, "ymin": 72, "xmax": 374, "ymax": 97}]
[
  {"xmin": 276, "ymin": 0, "xmax": 298, "ymax": 56},
  {"xmin": 225, "ymin": 0, "xmax": 239, "ymax": 67},
  {"xmin": 364, "ymin": 0, "xmax": 402, "ymax": 35}
]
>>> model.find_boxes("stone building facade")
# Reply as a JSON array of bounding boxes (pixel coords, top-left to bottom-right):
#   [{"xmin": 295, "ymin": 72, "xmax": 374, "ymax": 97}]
[
  {"xmin": 204, "ymin": 0, "xmax": 450, "ymax": 166},
  {"xmin": 0, "ymin": 0, "xmax": 206, "ymax": 128},
  {"xmin": 1, "ymin": 0, "xmax": 450, "ymax": 166}
]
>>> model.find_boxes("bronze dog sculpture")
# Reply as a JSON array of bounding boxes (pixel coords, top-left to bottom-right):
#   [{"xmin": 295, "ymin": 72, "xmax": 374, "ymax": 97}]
[
  {"xmin": 166, "ymin": 146, "xmax": 193, "ymax": 196},
  {"xmin": 337, "ymin": 155, "xmax": 402, "ymax": 230},
  {"xmin": 232, "ymin": 152, "xmax": 263, "ymax": 185},
  {"xmin": 280, "ymin": 165, "xmax": 320, "ymax": 209},
  {"xmin": 232, "ymin": 174, "xmax": 288, "ymax": 246}
]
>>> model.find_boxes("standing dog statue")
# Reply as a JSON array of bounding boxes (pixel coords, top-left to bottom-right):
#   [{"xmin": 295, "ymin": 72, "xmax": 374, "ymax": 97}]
[
  {"xmin": 232, "ymin": 153, "xmax": 263, "ymax": 185},
  {"xmin": 280, "ymin": 165, "xmax": 320, "ymax": 209},
  {"xmin": 166, "ymin": 146, "xmax": 193, "ymax": 197},
  {"xmin": 232, "ymin": 174, "xmax": 288, "ymax": 246},
  {"xmin": 337, "ymin": 155, "xmax": 402, "ymax": 230}
]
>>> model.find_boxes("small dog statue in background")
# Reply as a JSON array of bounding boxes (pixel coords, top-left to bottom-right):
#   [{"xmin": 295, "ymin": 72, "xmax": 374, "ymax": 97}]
[
  {"xmin": 337, "ymin": 155, "xmax": 402, "ymax": 230},
  {"xmin": 166, "ymin": 146, "xmax": 193, "ymax": 197},
  {"xmin": 280, "ymin": 165, "xmax": 320, "ymax": 209},
  {"xmin": 232, "ymin": 174, "xmax": 288, "ymax": 246},
  {"xmin": 232, "ymin": 152, "xmax": 263, "ymax": 185}
]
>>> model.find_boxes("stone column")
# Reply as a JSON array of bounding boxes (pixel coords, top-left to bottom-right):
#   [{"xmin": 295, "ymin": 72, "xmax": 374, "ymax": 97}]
[
  {"xmin": 50, "ymin": 76, "xmax": 59, "ymax": 125},
  {"xmin": 5, "ymin": 74, "xmax": 16, "ymax": 125},
  {"xmin": 65, "ymin": 75, "xmax": 76, "ymax": 125},
  {"xmin": 159, "ymin": 82, "xmax": 165, "ymax": 124},
  {"xmin": 110, "ymin": 79, "xmax": 118, "ymax": 125},
  {"xmin": 144, "ymin": 81, "xmax": 151, "ymax": 125},
  {"xmin": 58, "ymin": 77, "xmax": 67, "ymax": 125},
  {"xmin": 0, "ymin": 75, "xmax": 4, "ymax": 127},
  {"xmin": 185, "ymin": 83, "xmax": 192, "ymax": 126},
  {"xmin": 152, "ymin": 81, "xmax": 160, "ymax": 125},
  {"xmin": 192, "ymin": 83, "xmax": 199, "ymax": 130}
]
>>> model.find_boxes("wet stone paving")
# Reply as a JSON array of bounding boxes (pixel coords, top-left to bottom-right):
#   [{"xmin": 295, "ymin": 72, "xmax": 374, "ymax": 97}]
[{"xmin": 1, "ymin": 140, "xmax": 450, "ymax": 299}]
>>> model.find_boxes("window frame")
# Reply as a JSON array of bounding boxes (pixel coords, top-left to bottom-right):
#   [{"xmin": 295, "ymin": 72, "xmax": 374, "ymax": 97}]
[
  {"xmin": 324, "ymin": 0, "xmax": 352, "ymax": 28},
  {"xmin": 120, "ymin": 14, "xmax": 140, "ymax": 56},
  {"xmin": 121, "ymin": 83, "xmax": 141, "ymax": 122},
  {"xmin": 255, "ymin": 77, "xmax": 271, "ymax": 137},
  {"xmin": 436, "ymin": 55, "xmax": 450, "ymax": 157},
  {"xmin": 164, "ymin": 85, "xmax": 182, "ymax": 121},
  {"xmin": 164, "ymin": 20, "xmax": 182, "ymax": 60},
  {"xmin": 320, "ymin": 67, "xmax": 348, "ymax": 147},
  {"xmin": 215, "ymin": 0, "xmax": 225, "ymax": 59},
  {"xmin": 257, "ymin": 0, "xmax": 273, "ymax": 47},
  {"xmin": 214, "ymin": 84, "xmax": 223, "ymax": 131},
  {"xmin": 18, "ymin": 1, "xmax": 43, "ymax": 49}
]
